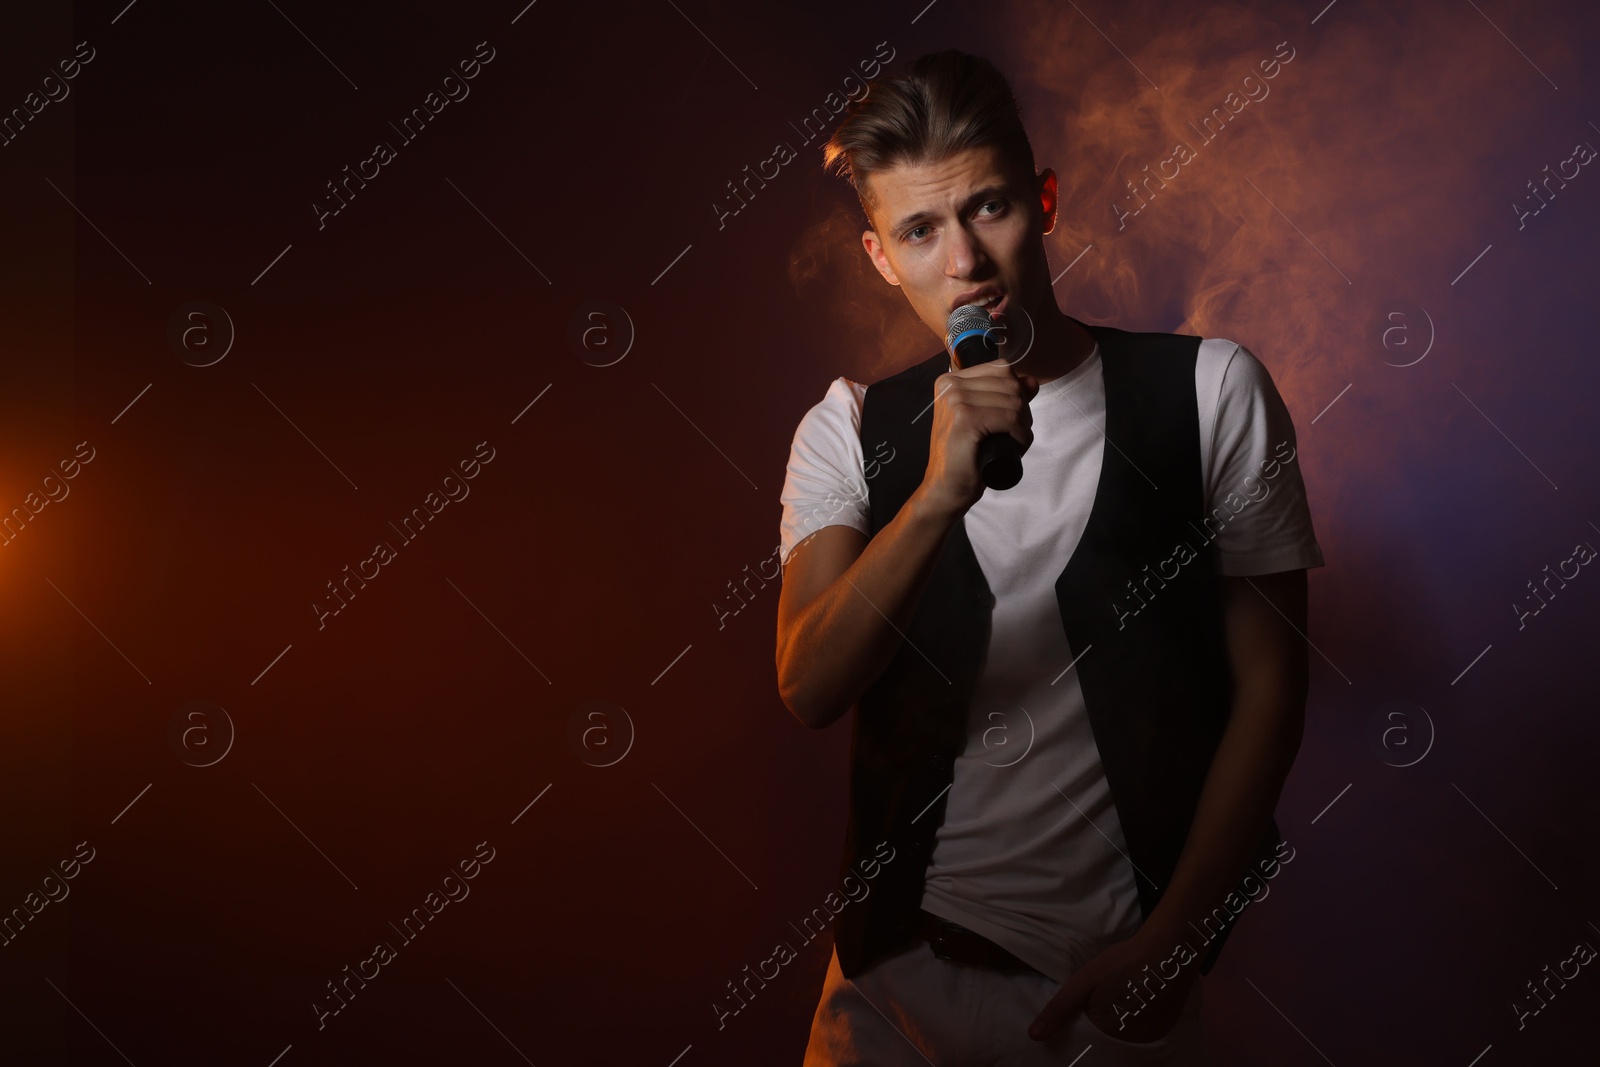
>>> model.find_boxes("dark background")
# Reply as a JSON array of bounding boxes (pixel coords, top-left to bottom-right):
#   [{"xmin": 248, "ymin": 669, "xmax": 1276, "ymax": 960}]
[{"xmin": 2, "ymin": 0, "xmax": 1597, "ymax": 1062}]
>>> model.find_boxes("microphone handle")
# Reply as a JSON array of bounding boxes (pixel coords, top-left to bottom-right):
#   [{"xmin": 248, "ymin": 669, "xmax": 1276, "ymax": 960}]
[
  {"xmin": 950, "ymin": 330, "xmax": 1024, "ymax": 491},
  {"xmin": 977, "ymin": 432, "xmax": 1023, "ymax": 490}
]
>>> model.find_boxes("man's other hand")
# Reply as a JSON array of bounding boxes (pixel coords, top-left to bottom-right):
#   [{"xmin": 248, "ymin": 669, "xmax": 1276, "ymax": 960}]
[{"xmin": 1028, "ymin": 930, "xmax": 1195, "ymax": 1043}]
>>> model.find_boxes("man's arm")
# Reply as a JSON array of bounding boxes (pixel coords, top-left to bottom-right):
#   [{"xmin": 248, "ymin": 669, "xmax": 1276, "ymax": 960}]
[
  {"xmin": 1029, "ymin": 567, "xmax": 1312, "ymax": 1042},
  {"xmin": 1135, "ymin": 567, "xmax": 1310, "ymax": 952},
  {"xmin": 776, "ymin": 361, "xmax": 1039, "ymax": 730},
  {"xmin": 776, "ymin": 484, "xmax": 960, "ymax": 730}
]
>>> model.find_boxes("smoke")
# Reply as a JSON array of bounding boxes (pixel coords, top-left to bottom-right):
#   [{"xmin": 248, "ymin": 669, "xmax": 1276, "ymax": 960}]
[
  {"xmin": 1006, "ymin": 0, "xmax": 1574, "ymax": 388},
  {"xmin": 786, "ymin": 198, "xmax": 934, "ymax": 381}
]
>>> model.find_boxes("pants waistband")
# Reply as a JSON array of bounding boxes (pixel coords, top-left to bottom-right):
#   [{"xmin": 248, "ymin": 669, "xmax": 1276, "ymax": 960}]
[{"xmin": 915, "ymin": 909, "xmax": 1041, "ymax": 976}]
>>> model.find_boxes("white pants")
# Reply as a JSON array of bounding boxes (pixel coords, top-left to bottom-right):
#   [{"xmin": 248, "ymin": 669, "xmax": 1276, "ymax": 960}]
[{"xmin": 803, "ymin": 938, "xmax": 1209, "ymax": 1066}]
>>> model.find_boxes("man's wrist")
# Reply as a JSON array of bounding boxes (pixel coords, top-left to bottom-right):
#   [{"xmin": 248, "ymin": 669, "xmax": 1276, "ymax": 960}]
[
  {"xmin": 1127, "ymin": 922, "xmax": 1204, "ymax": 988},
  {"xmin": 908, "ymin": 480, "xmax": 965, "ymax": 526},
  {"xmin": 1133, "ymin": 912, "xmax": 1198, "ymax": 959}
]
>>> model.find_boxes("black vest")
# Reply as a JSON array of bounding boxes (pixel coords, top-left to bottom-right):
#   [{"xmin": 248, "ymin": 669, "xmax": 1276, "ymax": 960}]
[{"xmin": 832, "ymin": 318, "xmax": 1282, "ymax": 979}]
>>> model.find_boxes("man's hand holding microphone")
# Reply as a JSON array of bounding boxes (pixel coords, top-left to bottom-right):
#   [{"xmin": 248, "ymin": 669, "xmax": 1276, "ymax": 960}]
[
  {"xmin": 919, "ymin": 302, "xmax": 1039, "ymax": 517},
  {"xmin": 778, "ymin": 301, "xmax": 1039, "ymax": 731}
]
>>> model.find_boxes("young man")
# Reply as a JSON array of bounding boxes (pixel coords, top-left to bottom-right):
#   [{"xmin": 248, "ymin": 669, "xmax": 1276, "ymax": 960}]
[{"xmin": 775, "ymin": 50, "xmax": 1324, "ymax": 1064}]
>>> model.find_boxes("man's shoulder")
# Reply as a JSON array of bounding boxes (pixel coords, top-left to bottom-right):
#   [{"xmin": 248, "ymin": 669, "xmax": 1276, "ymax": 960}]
[
  {"xmin": 1195, "ymin": 336, "xmax": 1245, "ymax": 377},
  {"xmin": 792, "ymin": 376, "xmax": 868, "ymax": 444},
  {"xmin": 1198, "ymin": 338, "xmax": 1283, "ymax": 403}
]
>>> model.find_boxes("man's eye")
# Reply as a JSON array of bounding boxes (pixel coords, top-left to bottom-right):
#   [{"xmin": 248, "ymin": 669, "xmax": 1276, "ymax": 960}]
[
  {"xmin": 978, "ymin": 200, "xmax": 1005, "ymax": 216},
  {"xmin": 905, "ymin": 225, "xmax": 930, "ymax": 242}
]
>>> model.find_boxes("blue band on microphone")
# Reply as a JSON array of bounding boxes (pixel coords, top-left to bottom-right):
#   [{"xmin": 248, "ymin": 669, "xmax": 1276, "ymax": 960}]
[{"xmin": 949, "ymin": 327, "xmax": 993, "ymax": 352}]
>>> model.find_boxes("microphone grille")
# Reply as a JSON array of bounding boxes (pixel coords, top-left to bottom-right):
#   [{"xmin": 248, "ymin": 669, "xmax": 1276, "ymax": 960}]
[{"xmin": 945, "ymin": 303, "xmax": 995, "ymax": 349}]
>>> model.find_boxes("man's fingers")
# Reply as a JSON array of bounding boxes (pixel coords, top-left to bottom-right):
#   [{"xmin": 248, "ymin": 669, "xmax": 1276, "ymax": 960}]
[
  {"xmin": 958, "ymin": 395, "xmax": 1031, "ymax": 415},
  {"xmin": 1029, "ymin": 982, "xmax": 1090, "ymax": 1041},
  {"xmin": 946, "ymin": 377, "xmax": 1029, "ymax": 399}
]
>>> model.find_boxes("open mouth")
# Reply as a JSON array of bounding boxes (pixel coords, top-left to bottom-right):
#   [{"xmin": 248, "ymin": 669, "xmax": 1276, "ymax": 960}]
[{"xmin": 972, "ymin": 291, "xmax": 1007, "ymax": 317}]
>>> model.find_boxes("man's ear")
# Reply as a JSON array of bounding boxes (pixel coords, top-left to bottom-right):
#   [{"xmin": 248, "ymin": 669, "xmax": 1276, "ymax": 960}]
[
  {"xmin": 861, "ymin": 230, "xmax": 901, "ymax": 286},
  {"xmin": 1037, "ymin": 167, "xmax": 1060, "ymax": 236}
]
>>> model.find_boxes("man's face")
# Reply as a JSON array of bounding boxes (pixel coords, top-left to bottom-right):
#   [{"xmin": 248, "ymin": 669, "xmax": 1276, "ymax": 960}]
[{"xmin": 859, "ymin": 143, "xmax": 1058, "ymax": 351}]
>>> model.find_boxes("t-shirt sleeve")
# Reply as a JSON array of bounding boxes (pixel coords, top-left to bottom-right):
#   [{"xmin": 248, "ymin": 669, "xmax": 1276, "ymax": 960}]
[
  {"xmin": 1203, "ymin": 342, "xmax": 1326, "ymax": 576},
  {"xmin": 778, "ymin": 377, "xmax": 871, "ymax": 570}
]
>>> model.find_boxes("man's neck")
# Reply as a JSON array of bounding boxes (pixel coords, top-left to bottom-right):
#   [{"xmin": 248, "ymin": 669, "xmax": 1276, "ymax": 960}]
[{"xmin": 1023, "ymin": 307, "xmax": 1097, "ymax": 386}]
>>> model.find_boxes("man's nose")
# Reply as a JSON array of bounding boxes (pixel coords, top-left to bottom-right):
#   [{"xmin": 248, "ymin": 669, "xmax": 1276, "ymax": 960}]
[{"xmin": 944, "ymin": 225, "xmax": 988, "ymax": 277}]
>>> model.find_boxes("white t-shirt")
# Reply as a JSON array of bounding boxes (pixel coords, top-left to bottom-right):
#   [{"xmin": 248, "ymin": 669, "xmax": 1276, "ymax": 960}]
[{"xmin": 778, "ymin": 338, "xmax": 1326, "ymax": 984}]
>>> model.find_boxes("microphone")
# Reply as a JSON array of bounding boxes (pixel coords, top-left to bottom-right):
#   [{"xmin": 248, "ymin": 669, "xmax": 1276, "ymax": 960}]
[{"xmin": 945, "ymin": 303, "xmax": 1024, "ymax": 491}]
